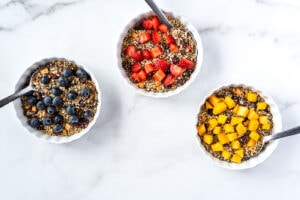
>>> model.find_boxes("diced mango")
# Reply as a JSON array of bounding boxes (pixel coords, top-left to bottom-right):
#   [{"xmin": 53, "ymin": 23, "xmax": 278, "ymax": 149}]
[
  {"xmin": 208, "ymin": 95, "xmax": 220, "ymax": 106},
  {"xmin": 257, "ymin": 102, "xmax": 267, "ymax": 110},
  {"xmin": 230, "ymin": 116, "xmax": 244, "ymax": 125},
  {"xmin": 217, "ymin": 133, "xmax": 229, "ymax": 144},
  {"xmin": 213, "ymin": 126, "xmax": 222, "ymax": 134},
  {"xmin": 248, "ymin": 109, "xmax": 259, "ymax": 120},
  {"xmin": 197, "ymin": 124, "xmax": 206, "ymax": 136},
  {"xmin": 40, "ymin": 68, "xmax": 49, "ymax": 74},
  {"xmin": 218, "ymin": 114, "xmax": 227, "ymax": 124},
  {"xmin": 236, "ymin": 123, "xmax": 247, "ymax": 137},
  {"xmin": 213, "ymin": 102, "xmax": 227, "ymax": 115},
  {"xmin": 222, "ymin": 150, "xmax": 231, "ymax": 160},
  {"xmin": 227, "ymin": 133, "xmax": 238, "ymax": 141},
  {"xmin": 249, "ymin": 131, "xmax": 260, "ymax": 141},
  {"xmin": 31, "ymin": 106, "xmax": 37, "ymax": 112},
  {"xmin": 208, "ymin": 118, "xmax": 218, "ymax": 130},
  {"xmin": 211, "ymin": 142, "xmax": 224, "ymax": 152},
  {"xmin": 247, "ymin": 92, "xmax": 258, "ymax": 102},
  {"xmin": 231, "ymin": 140, "xmax": 241, "ymax": 149},
  {"xmin": 205, "ymin": 101, "xmax": 213, "ymax": 110},
  {"xmin": 203, "ymin": 134, "xmax": 213, "ymax": 144},
  {"xmin": 259, "ymin": 116, "xmax": 269, "ymax": 124},
  {"xmin": 235, "ymin": 149, "xmax": 244, "ymax": 158},
  {"xmin": 224, "ymin": 124, "xmax": 234, "ymax": 133},
  {"xmin": 232, "ymin": 105, "xmax": 239, "ymax": 114},
  {"xmin": 249, "ymin": 119, "xmax": 259, "ymax": 131},
  {"xmin": 247, "ymin": 139, "xmax": 256, "ymax": 147},
  {"xmin": 262, "ymin": 123, "xmax": 271, "ymax": 130},
  {"xmin": 237, "ymin": 106, "xmax": 249, "ymax": 117},
  {"xmin": 231, "ymin": 154, "xmax": 242, "ymax": 163},
  {"xmin": 224, "ymin": 96, "xmax": 236, "ymax": 109}
]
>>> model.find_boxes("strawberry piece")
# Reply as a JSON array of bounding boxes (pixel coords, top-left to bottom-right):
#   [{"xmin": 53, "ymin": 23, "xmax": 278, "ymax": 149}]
[
  {"xmin": 153, "ymin": 70, "xmax": 166, "ymax": 82},
  {"xmin": 158, "ymin": 24, "xmax": 168, "ymax": 33},
  {"xmin": 163, "ymin": 74, "xmax": 175, "ymax": 86},
  {"xmin": 139, "ymin": 32, "xmax": 151, "ymax": 44},
  {"xmin": 154, "ymin": 58, "xmax": 170, "ymax": 72},
  {"xmin": 186, "ymin": 45, "xmax": 192, "ymax": 52},
  {"xmin": 142, "ymin": 49, "xmax": 151, "ymax": 60},
  {"xmin": 150, "ymin": 46, "xmax": 163, "ymax": 58},
  {"xmin": 132, "ymin": 73, "xmax": 141, "ymax": 82},
  {"xmin": 144, "ymin": 63, "xmax": 155, "ymax": 74},
  {"xmin": 178, "ymin": 58, "xmax": 195, "ymax": 69},
  {"xmin": 138, "ymin": 69, "xmax": 147, "ymax": 81},
  {"xmin": 152, "ymin": 30, "xmax": 161, "ymax": 44},
  {"xmin": 165, "ymin": 34, "xmax": 175, "ymax": 44},
  {"xmin": 132, "ymin": 51, "xmax": 143, "ymax": 62},
  {"xmin": 169, "ymin": 43, "xmax": 179, "ymax": 52},
  {"xmin": 142, "ymin": 19, "xmax": 152, "ymax": 30},
  {"xmin": 131, "ymin": 62, "xmax": 141, "ymax": 73},
  {"xmin": 125, "ymin": 45, "xmax": 136, "ymax": 57},
  {"xmin": 170, "ymin": 64, "xmax": 186, "ymax": 77},
  {"xmin": 151, "ymin": 16, "xmax": 160, "ymax": 30}
]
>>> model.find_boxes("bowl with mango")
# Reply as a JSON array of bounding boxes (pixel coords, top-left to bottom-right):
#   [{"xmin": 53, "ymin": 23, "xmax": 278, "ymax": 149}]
[{"xmin": 196, "ymin": 84, "xmax": 282, "ymax": 169}]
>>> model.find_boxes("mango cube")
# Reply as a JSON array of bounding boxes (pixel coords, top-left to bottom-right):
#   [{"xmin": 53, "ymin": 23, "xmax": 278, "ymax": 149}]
[
  {"xmin": 213, "ymin": 126, "xmax": 222, "ymax": 134},
  {"xmin": 213, "ymin": 102, "xmax": 227, "ymax": 115},
  {"xmin": 247, "ymin": 92, "xmax": 258, "ymax": 102},
  {"xmin": 208, "ymin": 95, "xmax": 220, "ymax": 106},
  {"xmin": 224, "ymin": 124, "xmax": 234, "ymax": 133},
  {"xmin": 218, "ymin": 114, "xmax": 227, "ymax": 124},
  {"xmin": 262, "ymin": 123, "xmax": 271, "ymax": 130},
  {"xmin": 205, "ymin": 101, "xmax": 213, "ymax": 110},
  {"xmin": 247, "ymin": 139, "xmax": 256, "ymax": 147},
  {"xmin": 217, "ymin": 133, "xmax": 229, "ymax": 144},
  {"xmin": 259, "ymin": 116, "xmax": 269, "ymax": 124},
  {"xmin": 231, "ymin": 117, "xmax": 244, "ymax": 125},
  {"xmin": 203, "ymin": 134, "xmax": 213, "ymax": 144},
  {"xmin": 224, "ymin": 96, "xmax": 236, "ymax": 109},
  {"xmin": 249, "ymin": 131, "xmax": 260, "ymax": 141},
  {"xmin": 248, "ymin": 109, "xmax": 259, "ymax": 120},
  {"xmin": 237, "ymin": 106, "xmax": 249, "ymax": 117},
  {"xmin": 231, "ymin": 140, "xmax": 241, "ymax": 149},
  {"xmin": 211, "ymin": 142, "xmax": 224, "ymax": 152},
  {"xmin": 236, "ymin": 123, "xmax": 247, "ymax": 137},
  {"xmin": 197, "ymin": 124, "xmax": 206, "ymax": 136},
  {"xmin": 227, "ymin": 133, "xmax": 238, "ymax": 141},
  {"xmin": 208, "ymin": 118, "xmax": 218, "ymax": 130},
  {"xmin": 257, "ymin": 102, "xmax": 267, "ymax": 110},
  {"xmin": 235, "ymin": 149, "xmax": 244, "ymax": 158},
  {"xmin": 222, "ymin": 150, "xmax": 231, "ymax": 160},
  {"xmin": 231, "ymin": 154, "xmax": 242, "ymax": 163},
  {"xmin": 249, "ymin": 119, "xmax": 259, "ymax": 131}
]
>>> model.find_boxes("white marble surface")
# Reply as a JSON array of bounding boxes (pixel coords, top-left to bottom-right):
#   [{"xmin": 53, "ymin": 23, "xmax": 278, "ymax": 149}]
[{"xmin": 0, "ymin": 0, "xmax": 300, "ymax": 199}]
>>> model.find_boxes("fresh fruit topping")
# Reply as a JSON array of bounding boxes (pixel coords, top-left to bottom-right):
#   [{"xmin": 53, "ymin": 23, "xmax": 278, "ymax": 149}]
[
  {"xmin": 54, "ymin": 115, "xmax": 64, "ymax": 124},
  {"xmin": 47, "ymin": 106, "xmax": 56, "ymax": 115},
  {"xmin": 53, "ymin": 124, "xmax": 63, "ymax": 133},
  {"xmin": 131, "ymin": 62, "xmax": 142, "ymax": 73},
  {"xmin": 158, "ymin": 24, "xmax": 168, "ymax": 33},
  {"xmin": 43, "ymin": 96, "xmax": 52, "ymax": 106},
  {"xmin": 151, "ymin": 16, "xmax": 160, "ymax": 30},
  {"xmin": 170, "ymin": 64, "xmax": 186, "ymax": 77},
  {"xmin": 142, "ymin": 49, "xmax": 152, "ymax": 60},
  {"xmin": 69, "ymin": 115, "xmax": 79, "ymax": 123},
  {"xmin": 152, "ymin": 30, "xmax": 161, "ymax": 44},
  {"xmin": 40, "ymin": 75, "xmax": 50, "ymax": 84},
  {"xmin": 52, "ymin": 97, "xmax": 62, "ymax": 106},
  {"xmin": 36, "ymin": 101, "xmax": 46, "ymax": 110},
  {"xmin": 142, "ymin": 19, "xmax": 153, "ymax": 30},
  {"xmin": 132, "ymin": 51, "xmax": 143, "ymax": 62},
  {"xmin": 178, "ymin": 58, "xmax": 195, "ymax": 69},
  {"xmin": 83, "ymin": 110, "xmax": 93, "ymax": 119},
  {"xmin": 68, "ymin": 91, "xmax": 78, "ymax": 100},
  {"xmin": 169, "ymin": 43, "xmax": 179, "ymax": 52},
  {"xmin": 153, "ymin": 70, "xmax": 166, "ymax": 82},
  {"xmin": 150, "ymin": 46, "xmax": 163, "ymax": 58},
  {"xmin": 63, "ymin": 68, "xmax": 73, "ymax": 77},
  {"xmin": 131, "ymin": 73, "xmax": 141, "ymax": 82},
  {"xmin": 57, "ymin": 76, "xmax": 70, "ymax": 87},
  {"xmin": 76, "ymin": 68, "xmax": 88, "ymax": 79},
  {"xmin": 42, "ymin": 116, "xmax": 52, "ymax": 126},
  {"xmin": 165, "ymin": 34, "xmax": 175, "ymax": 44},
  {"xmin": 139, "ymin": 32, "xmax": 151, "ymax": 44},
  {"xmin": 163, "ymin": 74, "xmax": 175, "ymax": 86},
  {"xmin": 27, "ymin": 97, "xmax": 37, "ymax": 106},
  {"xmin": 66, "ymin": 105, "xmax": 76, "ymax": 115},
  {"xmin": 80, "ymin": 87, "xmax": 90, "ymax": 98},
  {"xmin": 125, "ymin": 45, "xmax": 136, "ymax": 57},
  {"xmin": 30, "ymin": 117, "xmax": 40, "ymax": 128},
  {"xmin": 137, "ymin": 69, "xmax": 147, "ymax": 81},
  {"xmin": 154, "ymin": 58, "xmax": 170, "ymax": 72},
  {"xmin": 51, "ymin": 87, "xmax": 62, "ymax": 96},
  {"xmin": 144, "ymin": 63, "xmax": 155, "ymax": 74}
]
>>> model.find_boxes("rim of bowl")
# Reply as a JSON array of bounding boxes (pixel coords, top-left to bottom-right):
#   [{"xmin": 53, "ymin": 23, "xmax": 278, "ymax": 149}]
[
  {"xmin": 195, "ymin": 84, "xmax": 282, "ymax": 169},
  {"xmin": 116, "ymin": 10, "xmax": 203, "ymax": 98},
  {"xmin": 13, "ymin": 57, "xmax": 101, "ymax": 144}
]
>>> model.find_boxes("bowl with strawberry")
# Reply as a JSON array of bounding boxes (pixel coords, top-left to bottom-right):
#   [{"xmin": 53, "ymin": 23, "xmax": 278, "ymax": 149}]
[{"xmin": 117, "ymin": 11, "xmax": 203, "ymax": 97}]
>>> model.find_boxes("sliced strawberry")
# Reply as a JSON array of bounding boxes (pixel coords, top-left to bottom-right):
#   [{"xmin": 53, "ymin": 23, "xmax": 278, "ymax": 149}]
[
  {"xmin": 158, "ymin": 24, "xmax": 168, "ymax": 33},
  {"xmin": 131, "ymin": 62, "xmax": 141, "ymax": 73},
  {"xmin": 165, "ymin": 34, "xmax": 175, "ymax": 44},
  {"xmin": 142, "ymin": 19, "xmax": 152, "ymax": 30},
  {"xmin": 178, "ymin": 58, "xmax": 195, "ymax": 69},
  {"xmin": 151, "ymin": 16, "xmax": 160, "ymax": 30},
  {"xmin": 170, "ymin": 64, "xmax": 186, "ymax": 77},
  {"xmin": 138, "ymin": 69, "xmax": 147, "ymax": 81},
  {"xmin": 125, "ymin": 45, "xmax": 136, "ymax": 57},
  {"xmin": 142, "ymin": 49, "xmax": 151, "ymax": 60},
  {"xmin": 152, "ymin": 30, "xmax": 161, "ymax": 44},
  {"xmin": 169, "ymin": 43, "xmax": 179, "ymax": 52},
  {"xmin": 153, "ymin": 70, "xmax": 166, "ymax": 82},
  {"xmin": 144, "ymin": 63, "xmax": 155, "ymax": 74},
  {"xmin": 132, "ymin": 73, "xmax": 141, "ymax": 82},
  {"xmin": 154, "ymin": 58, "xmax": 170, "ymax": 72},
  {"xmin": 139, "ymin": 32, "xmax": 151, "ymax": 44},
  {"xmin": 163, "ymin": 74, "xmax": 175, "ymax": 86},
  {"xmin": 150, "ymin": 46, "xmax": 163, "ymax": 58},
  {"xmin": 132, "ymin": 51, "xmax": 143, "ymax": 62}
]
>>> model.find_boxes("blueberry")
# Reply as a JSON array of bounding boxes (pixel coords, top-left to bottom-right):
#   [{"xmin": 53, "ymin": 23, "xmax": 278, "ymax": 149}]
[
  {"xmin": 53, "ymin": 124, "xmax": 63, "ymax": 133},
  {"xmin": 52, "ymin": 97, "xmax": 63, "ymax": 106},
  {"xmin": 68, "ymin": 91, "xmax": 78, "ymax": 100},
  {"xmin": 80, "ymin": 87, "xmax": 90, "ymax": 98},
  {"xmin": 63, "ymin": 68, "xmax": 73, "ymax": 77},
  {"xmin": 54, "ymin": 115, "xmax": 64, "ymax": 124},
  {"xmin": 51, "ymin": 87, "xmax": 62, "ymax": 96},
  {"xmin": 69, "ymin": 115, "xmax": 79, "ymax": 123},
  {"xmin": 57, "ymin": 76, "xmax": 70, "ymax": 87},
  {"xmin": 40, "ymin": 75, "xmax": 50, "ymax": 84},
  {"xmin": 66, "ymin": 105, "xmax": 76, "ymax": 115},
  {"xmin": 76, "ymin": 68, "xmax": 88, "ymax": 79},
  {"xmin": 36, "ymin": 101, "xmax": 46, "ymax": 110},
  {"xmin": 83, "ymin": 110, "xmax": 93, "ymax": 119},
  {"xmin": 43, "ymin": 96, "xmax": 52, "ymax": 106},
  {"xmin": 25, "ymin": 91, "xmax": 34, "ymax": 97},
  {"xmin": 27, "ymin": 97, "xmax": 37, "ymax": 105},
  {"xmin": 30, "ymin": 118, "xmax": 40, "ymax": 128},
  {"xmin": 47, "ymin": 106, "xmax": 56, "ymax": 115},
  {"xmin": 42, "ymin": 116, "xmax": 52, "ymax": 126}
]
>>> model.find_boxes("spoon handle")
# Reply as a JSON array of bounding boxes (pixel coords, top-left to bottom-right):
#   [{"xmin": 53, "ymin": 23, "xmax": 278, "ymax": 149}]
[
  {"xmin": 144, "ymin": 0, "xmax": 173, "ymax": 29},
  {"xmin": 0, "ymin": 86, "xmax": 32, "ymax": 108},
  {"xmin": 265, "ymin": 126, "xmax": 300, "ymax": 142}
]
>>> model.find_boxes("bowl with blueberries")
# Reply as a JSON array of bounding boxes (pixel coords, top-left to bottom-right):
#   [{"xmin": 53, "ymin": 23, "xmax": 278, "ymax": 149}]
[{"xmin": 14, "ymin": 58, "xmax": 101, "ymax": 143}]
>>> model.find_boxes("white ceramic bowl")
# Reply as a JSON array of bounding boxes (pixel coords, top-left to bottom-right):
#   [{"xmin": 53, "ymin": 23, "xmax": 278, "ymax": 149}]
[
  {"xmin": 13, "ymin": 58, "xmax": 101, "ymax": 143},
  {"xmin": 117, "ymin": 11, "xmax": 203, "ymax": 98},
  {"xmin": 195, "ymin": 84, "xmax": 282, "ymax": 169}
]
